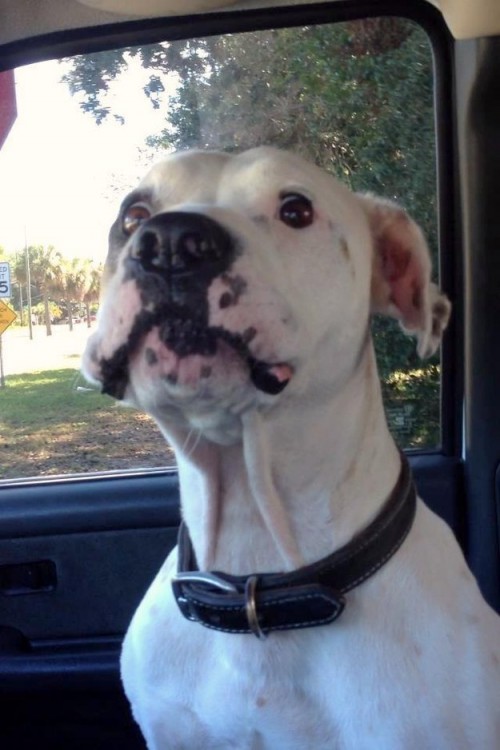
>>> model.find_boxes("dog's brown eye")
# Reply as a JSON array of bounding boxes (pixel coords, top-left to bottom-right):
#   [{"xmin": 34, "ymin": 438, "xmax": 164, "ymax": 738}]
[
  {"xmin": 279, "ymin": 193, "xmax": 314, "ymax": 229},
  {"xmin": 122, "ymin": 204, "xmax": 151, "ymax": 236}
]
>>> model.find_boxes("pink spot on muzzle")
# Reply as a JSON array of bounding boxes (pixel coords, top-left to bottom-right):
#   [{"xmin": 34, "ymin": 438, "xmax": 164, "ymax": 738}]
[{"xmin": 268, "ymin": 363, "xmax": 294, "ymax": 384}]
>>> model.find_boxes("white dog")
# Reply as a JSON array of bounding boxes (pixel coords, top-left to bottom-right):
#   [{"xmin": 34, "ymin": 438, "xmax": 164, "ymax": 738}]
[{"xmin": 83, "ymin": 147, "xmax": 500, "ymax": 749}]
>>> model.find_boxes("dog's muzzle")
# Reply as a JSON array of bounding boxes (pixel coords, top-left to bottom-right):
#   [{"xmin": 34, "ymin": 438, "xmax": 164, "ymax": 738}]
[{"xmin": 96, "ymin": 211, "xmax": 293, "ymax": 400}]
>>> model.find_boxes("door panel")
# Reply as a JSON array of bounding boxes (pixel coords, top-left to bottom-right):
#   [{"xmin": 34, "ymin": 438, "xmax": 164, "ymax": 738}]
[{"xmin": 0, "ymin": 456, "xmax": 464, "ymax": 649}]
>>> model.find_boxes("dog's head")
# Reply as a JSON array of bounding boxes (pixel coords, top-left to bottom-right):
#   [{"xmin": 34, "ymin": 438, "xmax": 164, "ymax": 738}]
[{"xmin": 83, "ymin": 147, "xmax": 450, "ymax": 443}]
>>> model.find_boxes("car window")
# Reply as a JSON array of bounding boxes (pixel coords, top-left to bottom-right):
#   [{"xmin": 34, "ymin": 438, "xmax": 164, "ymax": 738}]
[{"xmin": 0, "ymin": 16, "xmax": 439, "ymax": 482}]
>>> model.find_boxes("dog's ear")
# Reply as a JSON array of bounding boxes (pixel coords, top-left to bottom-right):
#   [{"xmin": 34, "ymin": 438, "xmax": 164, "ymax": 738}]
[{"xmin": 358, "ymin": 193, "xmax": 451, "ymax": 358}]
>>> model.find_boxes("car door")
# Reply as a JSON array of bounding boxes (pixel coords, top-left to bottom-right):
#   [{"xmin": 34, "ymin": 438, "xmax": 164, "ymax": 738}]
[{"xmin": 0, "ymin": 1, "xmax": 497, "ymax": 748}]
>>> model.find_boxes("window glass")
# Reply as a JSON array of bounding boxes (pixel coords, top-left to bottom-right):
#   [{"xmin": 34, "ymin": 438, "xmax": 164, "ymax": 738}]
[{"xmin": 0, "ymin": 17, "xmax": 439, "ymax": 481}]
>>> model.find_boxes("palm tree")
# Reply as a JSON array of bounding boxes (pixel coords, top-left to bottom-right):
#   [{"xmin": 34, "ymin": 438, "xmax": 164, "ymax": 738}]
[
  {"xmin": 83, "ymin": 263, "xmax": 102, "ymax": 328},
  {"xmin": 13, "ymin": 245, "xmax": 63, "ymax": 336},
  {"xmin": 57, "ymin": 258, "xmax": 92, "ymax": 331}
]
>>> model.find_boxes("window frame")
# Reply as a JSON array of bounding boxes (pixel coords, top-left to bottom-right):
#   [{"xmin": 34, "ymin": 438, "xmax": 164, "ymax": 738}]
[{"xmin": 0, "ymin": 0, "xmax": 457, "ymax": 489}]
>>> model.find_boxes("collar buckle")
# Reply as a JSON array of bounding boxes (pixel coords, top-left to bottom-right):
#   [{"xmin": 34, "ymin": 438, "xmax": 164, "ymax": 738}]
[{"xmin": 173, "ymin": 571, "xmax": 238, "ymax": 594}]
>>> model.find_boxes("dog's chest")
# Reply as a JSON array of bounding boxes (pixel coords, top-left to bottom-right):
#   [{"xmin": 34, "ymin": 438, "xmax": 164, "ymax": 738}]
[
  {"xmin": 121, "ymin": 587, "xmax": 435, "ymax": 750},
  {"xmin": 123, "ymin": 604, "xmax": 340, "ymax": 748},
  {"xmin": 178, "ymin": 663, "xmax": 335, "ymax": 749},
  {"xmin": 121, "ymin": 518, "xmax": 500, "ymax": 750}
]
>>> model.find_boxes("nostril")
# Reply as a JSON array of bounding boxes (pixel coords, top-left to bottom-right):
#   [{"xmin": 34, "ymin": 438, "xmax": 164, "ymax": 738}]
[
  {"xmin": 171, "ymin": 228, "xmax": 224, "ymax": 273},
  {"xmin": 135, "ymin": 229, "xmax": 163, "ymax": 273},
  {"xmin": 172, "ymin": 231, "xmax": 208, "ymax": 269}
]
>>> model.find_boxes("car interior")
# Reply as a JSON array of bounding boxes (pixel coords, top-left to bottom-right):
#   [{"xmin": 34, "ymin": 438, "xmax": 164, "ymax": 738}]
[{"xmin": 0, "ymin": 0, "xmax": 499, "ymax": 747}]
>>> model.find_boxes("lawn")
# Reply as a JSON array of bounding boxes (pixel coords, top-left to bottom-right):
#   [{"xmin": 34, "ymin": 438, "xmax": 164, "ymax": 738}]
[{"xmin": 0, "ymin": 368, "xmax": 176, "ymax": 479}]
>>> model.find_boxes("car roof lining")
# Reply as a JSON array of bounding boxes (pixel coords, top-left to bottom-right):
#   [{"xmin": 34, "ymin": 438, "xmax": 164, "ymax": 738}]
[{"xmin": 0, "ymin": 0, "xmax": 500, "ymax": 51}]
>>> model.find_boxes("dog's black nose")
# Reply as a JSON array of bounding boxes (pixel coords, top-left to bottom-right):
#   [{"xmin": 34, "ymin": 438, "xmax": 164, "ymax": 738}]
[{"xmin": 131, "ymin": 211, "xmax": 235, "ymax": 279}]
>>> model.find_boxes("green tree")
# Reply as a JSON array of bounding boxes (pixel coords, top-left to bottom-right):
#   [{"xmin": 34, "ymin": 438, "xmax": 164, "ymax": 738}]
[
  {"xmin": 83, "ymin": 262, "xmax": 102, "ymax": 328},
  {"xmin": 31, "ymin": 299, "xmax": 63, "ymax": 322},
  {"xmin": 12, "ymin": 245, "xmax": 64, "ymax": 336},
  {"xmin": 54, "ymin": 257, "xmax": 92, "ymax": 331}
]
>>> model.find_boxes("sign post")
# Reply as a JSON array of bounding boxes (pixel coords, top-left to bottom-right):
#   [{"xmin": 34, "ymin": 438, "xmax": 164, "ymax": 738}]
[
  {"xmin": 0, "ymin": 335, "xmax": 4, "ymax": 388},
  {"xmin": 0, "ymin": 300, "xmax": 17, "ymax": 388}
]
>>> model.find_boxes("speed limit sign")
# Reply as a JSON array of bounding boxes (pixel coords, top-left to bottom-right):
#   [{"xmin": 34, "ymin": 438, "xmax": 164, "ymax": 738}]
[{"xmin": 0, "ymin": 262, "xmax": 11, "ymax": 298}]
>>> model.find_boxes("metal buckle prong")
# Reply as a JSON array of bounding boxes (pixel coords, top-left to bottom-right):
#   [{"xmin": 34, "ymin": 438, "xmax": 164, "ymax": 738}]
[
  {"xmin": 173, "ymin": 571, "xmax": 239, "ymax": 594},
  {"xmin": 245, "ymin": 575, "xmax": 266, "ymax": 640}
]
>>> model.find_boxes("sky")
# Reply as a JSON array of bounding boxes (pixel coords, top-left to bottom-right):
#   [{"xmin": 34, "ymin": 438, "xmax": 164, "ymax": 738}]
[{"xmin": 0, "ymin": 56, "xmax": 170, "ymax": 262}]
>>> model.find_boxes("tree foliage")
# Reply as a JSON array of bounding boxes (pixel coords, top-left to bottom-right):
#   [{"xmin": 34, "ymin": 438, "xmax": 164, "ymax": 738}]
[
  {"xmin": 8, "ymin": 246, "xmax": 101, "ymax": 335},
  {"xmin": 62, "ymin": 18, "xmax": 440, "ymax": 447},
  {"xmin": 11, "ymin": 245, "xmax": 63, "ymax": 335}
]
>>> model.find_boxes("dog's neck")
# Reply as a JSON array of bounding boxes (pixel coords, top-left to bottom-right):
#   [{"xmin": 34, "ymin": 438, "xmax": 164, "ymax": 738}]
[{"xmin": 160, "ymin": 341, "xmax": 401, "ymax": 574}]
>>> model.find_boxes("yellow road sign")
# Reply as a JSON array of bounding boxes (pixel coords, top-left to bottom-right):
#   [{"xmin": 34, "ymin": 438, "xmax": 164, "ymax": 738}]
[{"xmin": 0, "ymin": 300, "xmax": 16, "ymax": 335}]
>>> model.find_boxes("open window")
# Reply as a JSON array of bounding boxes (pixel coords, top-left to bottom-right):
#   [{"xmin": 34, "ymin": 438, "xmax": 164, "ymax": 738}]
[{"xmin": 0, "ymin": 8, "xmax": 453, "ymax": 486}]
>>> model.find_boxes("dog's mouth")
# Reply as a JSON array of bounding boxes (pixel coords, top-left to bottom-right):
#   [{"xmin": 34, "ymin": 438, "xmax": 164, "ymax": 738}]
[{"xmin": 96, "ymin": 305, "xmax": 293, "ymax": 401}]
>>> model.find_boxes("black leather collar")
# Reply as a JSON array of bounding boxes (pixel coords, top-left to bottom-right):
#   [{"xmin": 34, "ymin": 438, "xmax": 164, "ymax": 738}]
[{"xmin": 172, "ymin": 454, "xmax": 416, "ymax": 638}]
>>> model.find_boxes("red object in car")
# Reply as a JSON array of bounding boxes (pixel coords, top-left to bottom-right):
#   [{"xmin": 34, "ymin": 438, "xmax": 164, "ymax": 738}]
[{"xmin": 0, "ymin": 69, "xmax": 17, "ymax": 150}]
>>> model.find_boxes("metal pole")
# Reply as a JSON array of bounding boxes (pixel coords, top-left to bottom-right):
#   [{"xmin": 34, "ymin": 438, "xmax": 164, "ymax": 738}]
[
  {"xmin": 24, "ymin": 232, "xmax": 33, "ymax": 340},
  {"xmin": 0, "ymin": 335, "xmax": 4, "ymax": 388},
  {"xmin": 19, "ymin": 282, "xmax": 24, "ymax": 326}
]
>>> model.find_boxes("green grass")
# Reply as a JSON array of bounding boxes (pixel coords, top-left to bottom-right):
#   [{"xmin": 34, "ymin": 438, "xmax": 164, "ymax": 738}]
[
  {"xmin": 0, "ymin": 363, "xmax": 440, "ymax": 479},
  {"xmin": 0, "ymin": 369, "xmax": 175, "ymax": 479},
  {"xmin": 2, "ymin": 369, "xmax": 103, "ymax": 423}
]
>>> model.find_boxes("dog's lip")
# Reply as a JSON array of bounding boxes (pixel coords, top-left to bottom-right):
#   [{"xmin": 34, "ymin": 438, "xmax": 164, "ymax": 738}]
[
  {"xmin": 154, "ymin": 351, "xmax": 294, "ymax": 396},
  {"xmin": 92, "ymin": 308, "xmax": 295, "ymax": 400},
  {"xmin": 155, "ymin": 321, "xmax": 295, "ymax": 395}
]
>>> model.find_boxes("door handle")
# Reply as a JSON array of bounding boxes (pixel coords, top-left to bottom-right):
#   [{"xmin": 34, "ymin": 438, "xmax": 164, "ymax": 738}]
[{"xmin": 0, "ymin": 560, "xmax": 57, "ymax": 595}]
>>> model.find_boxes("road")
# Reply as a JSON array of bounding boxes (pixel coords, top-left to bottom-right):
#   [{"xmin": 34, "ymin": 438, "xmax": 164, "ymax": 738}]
[{"xmin": 0, "ymin": 323, "xmax": 94, "ymax": 377}]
